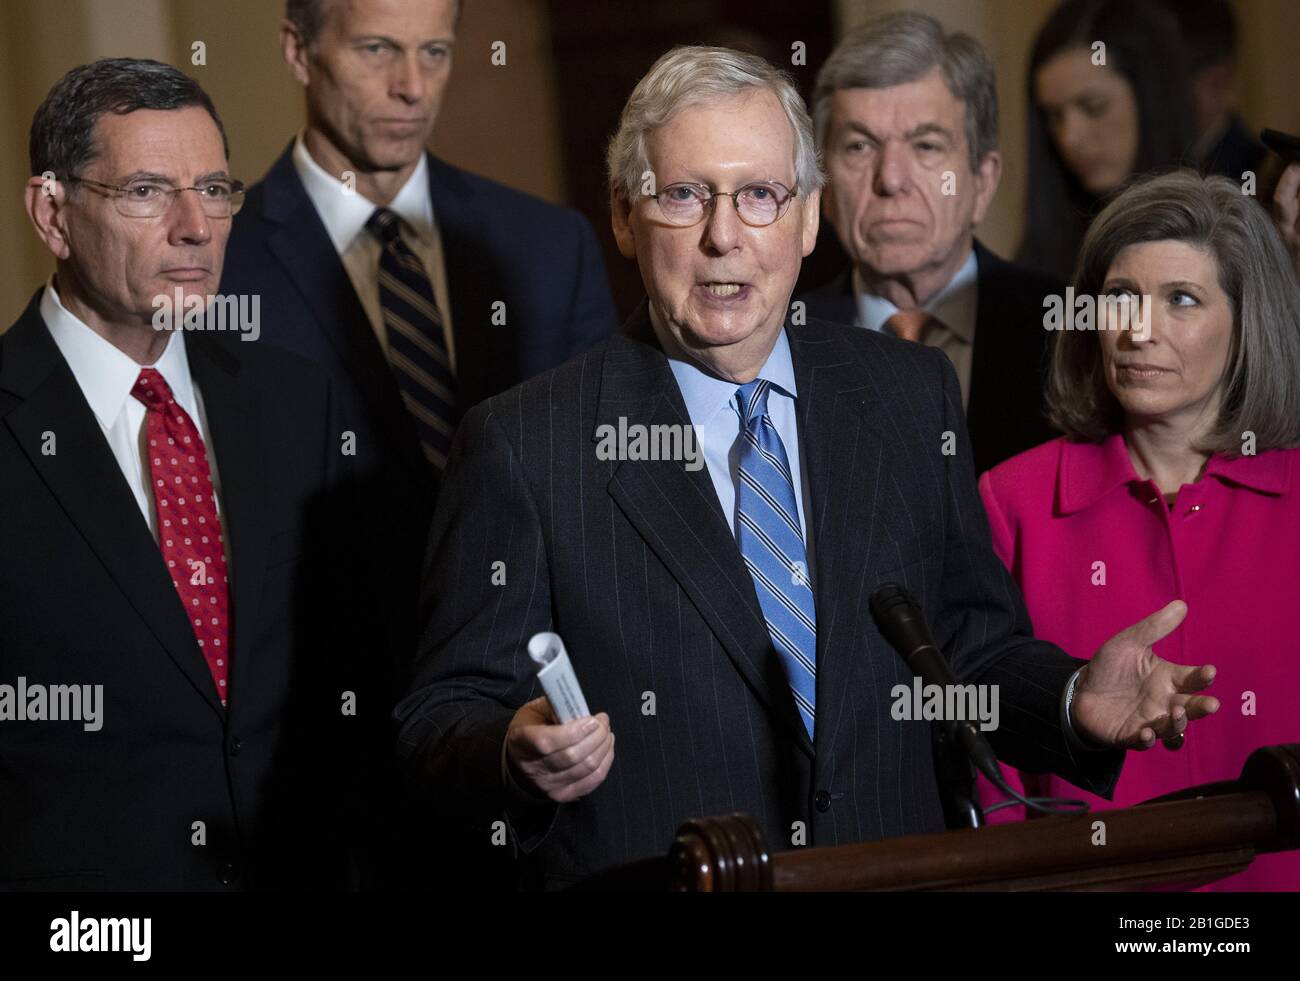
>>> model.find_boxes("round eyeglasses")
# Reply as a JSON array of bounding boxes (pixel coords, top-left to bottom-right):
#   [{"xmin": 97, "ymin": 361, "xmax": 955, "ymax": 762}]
[
  {"xmin": 60, "ymin": 176, "xmax": 246, "ymax": 218},
  {"xmin": 647, "ymin": 181, "xmax": 797, "ymax": 227}
]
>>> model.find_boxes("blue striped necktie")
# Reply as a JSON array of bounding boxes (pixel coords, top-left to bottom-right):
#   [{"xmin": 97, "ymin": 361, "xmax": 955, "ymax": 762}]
[
  {"xmin": 367, "ymin": 207, "xmax": 456, "ymax": 470},
  {"xmin": 734, "ymin": 378, "xmax": 817, "ymax": 738}
]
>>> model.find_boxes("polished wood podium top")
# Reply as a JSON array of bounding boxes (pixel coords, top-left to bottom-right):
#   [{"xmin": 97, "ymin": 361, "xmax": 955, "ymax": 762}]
[{"xmin": 577, "ymin": 744, "xmax": 1300, "ymax": 892}]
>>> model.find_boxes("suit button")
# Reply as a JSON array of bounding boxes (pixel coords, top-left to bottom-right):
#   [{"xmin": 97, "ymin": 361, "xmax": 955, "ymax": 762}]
[
  {"xmin": 229, "ymin": 737, "xmax": 242, "ymax": 756},
  {"xmin": 814, "ymin": 790, "xmax": 832, "ymax": 812},
  {"xmin": 218, "ymin": 862, "xmax": 238, "ymax": 885}
]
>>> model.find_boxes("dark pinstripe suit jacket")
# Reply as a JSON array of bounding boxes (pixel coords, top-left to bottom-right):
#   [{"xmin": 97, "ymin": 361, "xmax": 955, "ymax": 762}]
[{"xmin": 396, "ymin": 304, "xmax": 1124, "ymax": 888}]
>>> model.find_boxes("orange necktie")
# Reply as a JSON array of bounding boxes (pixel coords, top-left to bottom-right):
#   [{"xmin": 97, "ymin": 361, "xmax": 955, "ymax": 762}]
[{"xmin": 883, "ymin": 309, "xmax": 941, "ymax": 343}]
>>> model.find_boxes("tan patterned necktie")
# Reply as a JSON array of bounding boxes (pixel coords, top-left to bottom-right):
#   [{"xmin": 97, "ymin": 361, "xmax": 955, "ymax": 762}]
[{"xmin": 368, "ymin": 207, "xmax": 456, "ymax": 471}]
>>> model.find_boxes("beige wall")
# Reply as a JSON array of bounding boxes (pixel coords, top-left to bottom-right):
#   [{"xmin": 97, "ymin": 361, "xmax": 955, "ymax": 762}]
[
  {"xmin": 0, "ymin": 0, "xmax": 564, "ymax": 323},
  {"xmin": 1236, "ymin": 0, "xmax": 1300, "ymax": 138}
]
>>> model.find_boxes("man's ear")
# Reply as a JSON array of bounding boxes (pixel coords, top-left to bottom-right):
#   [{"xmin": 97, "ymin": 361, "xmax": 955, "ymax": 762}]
[
  {"xmin": 970, "ymin": 150, "xmax": 1002, "ymax": 227},
  {"xmin": 610, "ymin": 186, "xmax": 637, "ymax": 259},
  {"xmin": 800, "ymin": 186, "xmax": 822, "ymax": 258},
  {"xmin": 25, "ymin": 176, "xmax": 72, "ymax": 261},
  {"xmin": 281, "ymin": 19, "xmax": 312, "ymax": 86}
]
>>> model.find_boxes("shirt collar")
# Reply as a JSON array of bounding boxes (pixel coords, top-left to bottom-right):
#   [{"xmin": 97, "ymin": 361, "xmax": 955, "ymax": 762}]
[
  {"xmin": 1058, "ymin": 431, "xmax": 1292, "ymax": 514},
  {"xmin": 40, "ymin": 276, "xmax": 197, "ymax": 429},
  {"xmin": 667, "ymin": 324, "xmax": 799, "ymax": 429},
  {"xmin": 292, "ymin": 131, "xmax": 434, "ymax": 254},
  {"xmin": 852, "ymin": 248, "xmax": 978, "ymax": 342}
]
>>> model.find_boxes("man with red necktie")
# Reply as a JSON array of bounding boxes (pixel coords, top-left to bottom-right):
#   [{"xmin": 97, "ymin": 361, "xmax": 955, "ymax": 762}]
[{"xmin": 0, "ymin": 58, "xmax": 354, "ymax": 890}]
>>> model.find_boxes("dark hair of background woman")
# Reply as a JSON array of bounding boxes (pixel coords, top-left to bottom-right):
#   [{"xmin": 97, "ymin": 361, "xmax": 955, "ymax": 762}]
[{"xmin": 1016, "ymin": 0, "xmax": 1198, "ymax": 280}]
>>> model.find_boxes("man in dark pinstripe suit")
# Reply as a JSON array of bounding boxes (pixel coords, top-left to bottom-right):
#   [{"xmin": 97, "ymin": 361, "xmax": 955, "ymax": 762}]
[{"xmin": 396, "ymin": 46, "xmax": 1218, "ymax": 889}]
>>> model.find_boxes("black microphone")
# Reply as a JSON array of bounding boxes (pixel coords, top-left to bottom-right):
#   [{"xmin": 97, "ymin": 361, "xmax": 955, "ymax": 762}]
[{"xmin": 868, "ymin": 583, "xmax": 1003, "ymax": 788}]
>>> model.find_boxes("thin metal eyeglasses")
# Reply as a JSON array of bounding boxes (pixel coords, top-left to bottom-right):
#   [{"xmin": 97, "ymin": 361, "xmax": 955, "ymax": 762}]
[
  {"xmin": 60, "ymin": 176, "xmax": 246, "ymax": 218},
  {"xmin": 645, "ymin": 180, "xmax": 798, "ymax": 227}
]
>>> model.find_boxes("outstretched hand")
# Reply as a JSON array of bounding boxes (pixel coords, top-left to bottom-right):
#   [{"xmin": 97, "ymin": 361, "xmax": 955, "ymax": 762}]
[{"xmin": 1072, "ymin": 600, "xmax": 1219, "ymax": 750}]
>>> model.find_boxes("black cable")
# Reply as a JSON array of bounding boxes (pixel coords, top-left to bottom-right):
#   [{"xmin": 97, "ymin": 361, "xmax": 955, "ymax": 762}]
[{"xmin": 981, "ymin": 774, "xmax": 1090, "ymax": 818}]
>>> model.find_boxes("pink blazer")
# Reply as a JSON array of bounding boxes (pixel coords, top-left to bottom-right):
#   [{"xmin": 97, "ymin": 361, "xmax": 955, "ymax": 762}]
[{"xmin": 975, "ymin": 434, "xmax": 1300, "ymax": 891}]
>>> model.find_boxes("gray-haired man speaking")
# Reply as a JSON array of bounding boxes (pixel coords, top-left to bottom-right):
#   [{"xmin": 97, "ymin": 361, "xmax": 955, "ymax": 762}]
[
  {"xmin": 800, "ymin": 12, "xmax": 1064, "ymax": 475},
  {"xmin": 397, "ymin": 44, "xmax": 1215, "ymax": 889}
]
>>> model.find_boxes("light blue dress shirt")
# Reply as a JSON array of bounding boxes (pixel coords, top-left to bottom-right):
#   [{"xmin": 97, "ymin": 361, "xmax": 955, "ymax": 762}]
[
  {"xmin": 663, "ymin": 311, "xmax": 1101, "ymax": 753},
  {"xmin": 667, "ymin": 326, "xmax": 815, "ymax": 589}
]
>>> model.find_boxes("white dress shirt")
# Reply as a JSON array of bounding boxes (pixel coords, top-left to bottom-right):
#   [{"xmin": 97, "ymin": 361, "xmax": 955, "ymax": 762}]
[
  {"xmin": 41, "ymin": 279, "xmax": 228, "ymax": 557},
  {"xmin": 292, "ymin": 132, "xmax": 456, "ymax": 369},
  {"xmin": 851, "ymin": 248, "xmax": 979, "ymax": 408}
]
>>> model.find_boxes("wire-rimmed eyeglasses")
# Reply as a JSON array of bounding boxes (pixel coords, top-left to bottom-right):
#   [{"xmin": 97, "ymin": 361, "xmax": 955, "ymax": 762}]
[
  {"xmin": 60, "ymin": 176, "xmax": 246, "ymax": 218},
  {"xmin": 645, "ymin": 180, "xmax": 797, "ymax": 227}
]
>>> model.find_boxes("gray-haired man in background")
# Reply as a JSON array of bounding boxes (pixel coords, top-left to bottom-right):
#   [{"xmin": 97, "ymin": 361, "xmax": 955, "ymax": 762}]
[{"xmin": 800, "ymin": 12, "xmax": 1064, "ymax": 475}]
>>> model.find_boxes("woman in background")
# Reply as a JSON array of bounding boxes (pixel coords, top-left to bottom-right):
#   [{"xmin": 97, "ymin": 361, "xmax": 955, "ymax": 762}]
[
  {"xmin": 1017, "ymin": 0, "xmax": 1196, "ymax": 279},
  {"xmin": 981, "ymin": 171, "xmax": 1300, "ymax": 891}
]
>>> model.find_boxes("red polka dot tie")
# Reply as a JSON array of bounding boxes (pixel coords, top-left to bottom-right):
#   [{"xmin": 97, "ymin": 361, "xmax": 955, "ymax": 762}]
[{"xmin": 132, "ymin": 369, "xmax": 231, "ymax": 707}]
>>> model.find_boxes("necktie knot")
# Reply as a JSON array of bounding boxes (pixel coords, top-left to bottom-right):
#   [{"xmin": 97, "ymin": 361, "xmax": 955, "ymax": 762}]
[
  {"xmin": 735, "ymin": 378, "xmax": 774, "ymax": 427},
  {"xmin": 884, "ymin": 309, "xmax": 937, "ymax": 343},
  {"xmin": 131, "ymin": 368, "xmax": 174, "ymax": 411},
  {"xmin": 367, "ymin": 207, "xmax": 405, "ymax": 248}
]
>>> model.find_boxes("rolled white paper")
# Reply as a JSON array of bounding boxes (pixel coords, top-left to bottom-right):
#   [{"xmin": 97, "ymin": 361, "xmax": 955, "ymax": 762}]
[{"xmin": 527, "ymin": 631, "xmax": 590, "ymax": 723}]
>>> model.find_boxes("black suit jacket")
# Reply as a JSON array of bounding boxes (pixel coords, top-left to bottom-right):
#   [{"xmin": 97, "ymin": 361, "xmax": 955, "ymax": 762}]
[
  {"xmin": 396, "ymin": 304, "xmax": 1124, "ymax": 889},
  {"xmin": 222, "ymin": 143, "xmax": 620, "ymax": 490},
  {"xmin": 221, "ymin": 143, "xmax": 618, "ymax": 887},
  {"xmin": 799, "ymin": 240, "xmax": 1063, "ymax": 475},
  {"xmin": 0, "ymin": 291, "xmax": 350, "ymax": 890},
  {"xmin": 220, "ymin": 144, "xmax": 619, "ymax": 660}
]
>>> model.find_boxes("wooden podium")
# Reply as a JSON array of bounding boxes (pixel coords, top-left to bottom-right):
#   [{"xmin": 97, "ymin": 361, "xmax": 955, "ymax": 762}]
[{"xmin": 578, "ymin": 743, "xmax": 1300, "ymax": 891}]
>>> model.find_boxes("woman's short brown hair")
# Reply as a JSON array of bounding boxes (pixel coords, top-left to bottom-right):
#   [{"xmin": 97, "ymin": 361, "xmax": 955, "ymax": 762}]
[{"xmin": 1046, "ymin": 169, "xmax": 1300, "ymax": 453}]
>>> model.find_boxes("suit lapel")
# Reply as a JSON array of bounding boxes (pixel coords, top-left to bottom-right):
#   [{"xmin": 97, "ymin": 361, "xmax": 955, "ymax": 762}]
[
  {"xmin": 187, "ymin": 334, "xmax": 272, "ymax": 720},
  {"xmin": 0, "ymin": 297, "xmax": 224, "ymax": 716},
  {"xmin": 788, "ymin": 324, "xmax": 896, "ymax": 756},
  {"xmin": 260, "ymin": 145, "xmax": 432, "ymax": 491},
  {"xmin": 599, "ymin": 307, "xmax": 814, "ymax": 758},
  {"xmin": 798, "ymin": 270, "xmax": 858, "ymax": 327},
  {"xmin": 426, "ymin": 154, "xmax": 514, "ymax": 413}
]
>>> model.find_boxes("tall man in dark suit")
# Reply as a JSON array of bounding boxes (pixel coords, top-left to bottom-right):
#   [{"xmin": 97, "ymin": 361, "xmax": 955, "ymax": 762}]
[
  {"xmin": 396, "ymin": 45, "xmax": 1218, "ymax": 889},
  {"xmin": 800, "ymin": 13, "xmax": 1063, "ymax": 476},
  {"xmin": 2, "ymin": 58, "xmax": 350, "ymax": 890},
  {"xmin": 220, "ymin": 0, "xmax": 616, "ymax": 886}
]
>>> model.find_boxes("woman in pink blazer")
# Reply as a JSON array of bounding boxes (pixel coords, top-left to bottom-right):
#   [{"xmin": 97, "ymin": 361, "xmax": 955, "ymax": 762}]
[{"xmin": 976, "ymin": 170, "xmax": 1300, "ymax": 891}]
